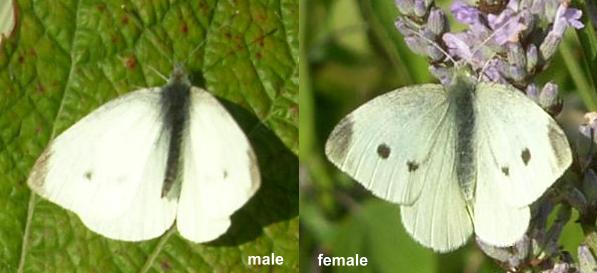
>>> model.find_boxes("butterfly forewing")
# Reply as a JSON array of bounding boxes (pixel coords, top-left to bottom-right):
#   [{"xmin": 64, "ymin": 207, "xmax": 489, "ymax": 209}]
[
  {"xmin": 325, "ymin": 84, "xmax": 452, "ymax": 205},
  {"xmin": 28, "ymin": 88, "xmax": 178, "ymax": 241},
  {"xmin": 473, "ymin": 83, "xmax": 572, "ymax": 208}
]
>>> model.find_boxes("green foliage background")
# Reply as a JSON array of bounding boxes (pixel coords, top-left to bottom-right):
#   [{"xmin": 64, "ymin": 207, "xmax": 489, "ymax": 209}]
[
  {"xmin": 0, "ymin": 0, "xmax": 298, "ymax": 272},
  {"xmin": 300, "ymin": 0, "xmax": 597, "ymax": 272}
]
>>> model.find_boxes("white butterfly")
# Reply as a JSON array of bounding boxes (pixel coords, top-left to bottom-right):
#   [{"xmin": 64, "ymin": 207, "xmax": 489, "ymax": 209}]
[
  {"xmin": 27, "ymin": 66, "xmax": 260, "ymax": 243},
  {"xmin": 325, "ymin": 67, "xmax": 572, "ymax": 252}
]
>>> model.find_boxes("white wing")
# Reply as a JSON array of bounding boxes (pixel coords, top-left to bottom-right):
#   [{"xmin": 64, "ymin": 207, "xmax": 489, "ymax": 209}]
[
  {"xmin": 27, "ymin": 88, "xmax": 177, "ymax": 241},
  {"xmin": 325, "ymin": 84, "xmax": 452, "ymax": 205},
  {"xmin": 474, "ymin": 83, "xmax": 572, "ymax": 208},
  {"xmin": 400, "ymin": 106, "xmax": 473, "ymax": 252},
  {"xmin": 176, "ymin": 87, "xmax": 260, "ymax": 243}
]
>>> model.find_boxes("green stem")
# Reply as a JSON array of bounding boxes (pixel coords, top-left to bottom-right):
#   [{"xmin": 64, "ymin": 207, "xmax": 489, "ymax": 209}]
[
  {"xmin": 571, "ymin": 0, "xmax": 597, "ymax": 110},
  {"xmin": 560, "ymin": 38, "xmax": 597, "ymax": 110}
]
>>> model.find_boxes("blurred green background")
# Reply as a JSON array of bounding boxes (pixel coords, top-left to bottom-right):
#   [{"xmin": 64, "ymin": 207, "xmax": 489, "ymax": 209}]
[{"xmin": 299, "ymin": 0, "xmax": 597, "ymax": 272}]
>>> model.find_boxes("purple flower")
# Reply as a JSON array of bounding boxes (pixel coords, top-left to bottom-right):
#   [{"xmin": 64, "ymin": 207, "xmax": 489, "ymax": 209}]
[
  {"xmin": 538, "ymin": 82, "xmax": 558, "ymax": 109},
  {"xmin": 578, "ymin": 244, "xmax": 597, "ymax": 273},
  {"xmin": 488, "ymin": 9, "xmax": 528, "ymax": 45},
  {"xmin": 553, "ymin": 4, "xmax": 584, "ymax": 35},
  {"xmin": 544, "ymin": 263, "xmax": 571, "ymax": 273},
  {"xmin": 579, "ymin": 112, "xmax": 597, "ymax": 141},
  {"xmin": 563, "ymin": 8, "xmax": 584, "ymax": 29},
  {"xmin": 526, "ymin": 83, "xmax": 539, "ymax": 101},
  {"xmin": 395, "ymin": 0, "xmax": 415, "ymax": 15},
  {"xmin": 452, "ymin": 1, "xmax": 481, "ymax": 25},
  {"xmin": 395, "ymin": 0, "xmax": 432, "ymax": 17},
  {"xmin": 443, "ymin": 33, "xmax": 472, "ymax": 61}
]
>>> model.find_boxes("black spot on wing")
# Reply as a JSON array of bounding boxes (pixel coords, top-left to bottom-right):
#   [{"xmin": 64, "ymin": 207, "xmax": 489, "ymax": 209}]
[
  {"xmin": 326, "ymin": 117, "xmax": 354, "ymax": 162},
  {"xmin": 501, "ymin": 166, "xmax": 509, "ymax": 176},
  {"xmin": 377, "ymin": 144, "xmax": 391, "ymax": 159},
  {"xmin": 521, "ymin": 148, "xmax": 531, "ymax": 165},
  {"xmin": 84, "ymin": 171, "xmax": 93, "ymax": 181},
  {"xmin": 407, "ymin": 161, "xmax": 419, "ymax": 172}
]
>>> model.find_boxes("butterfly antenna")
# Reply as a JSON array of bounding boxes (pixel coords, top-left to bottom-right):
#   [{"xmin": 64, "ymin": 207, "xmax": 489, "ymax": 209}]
[
  {"xmin": 184, "ymin": 9, "xmax": 241, "ymax": 67},
  {"xmin": 469, "ymin": 17, "xmax": 514, "ymax": 57},
  {"xmin": 202, "ymin": 27, "xmax": 279, "ymax": 72},
  {"xmin": 469, "ymin": 13, "xmax": 523, "ymax": 82},
  {"xmin": 148, "ymin": 65, "xmax": 169, "ymax": 82},
  {"xmin": 477, "ymin": 51, "xmax": 498, "ymax": 82},
  {"xmin": 405, "ymin": 25, "xmax": 457, "ymax": 65}
]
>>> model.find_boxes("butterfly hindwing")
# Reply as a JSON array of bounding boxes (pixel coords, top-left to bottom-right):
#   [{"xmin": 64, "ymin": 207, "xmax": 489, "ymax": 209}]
[
  {"xmin": 473, "ymin": 150, "xmax": 530, "ymax": 246},
  {"xmin": 400, "ymin": 107, "xmax": 474, "ymax": 252},
  {"xmin": 28, "ymin": 88, "xmax": 178, "ymax": 241}
]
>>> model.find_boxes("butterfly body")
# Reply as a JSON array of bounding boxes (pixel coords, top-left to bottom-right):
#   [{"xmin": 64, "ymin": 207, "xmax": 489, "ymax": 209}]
[
  {"xmin": 160, "ymin": 67, "xmax": 192, "ymax": 198},
  {"xmin": 449, "ymin": 73, "xmax": 477, "ymax": 201}
]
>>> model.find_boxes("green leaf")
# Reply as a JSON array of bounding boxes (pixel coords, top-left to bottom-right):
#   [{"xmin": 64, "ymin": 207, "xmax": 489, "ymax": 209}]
[
  {"xmin": 324, "ymin": 200, "xmax": 437, "ymax": 273},
  {"xmin": 0, "ymin": 0, "xmax": 298, "ymax": 272}
]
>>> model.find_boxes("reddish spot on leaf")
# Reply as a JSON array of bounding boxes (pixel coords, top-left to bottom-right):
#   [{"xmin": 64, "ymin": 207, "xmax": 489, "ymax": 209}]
[
  {"xmin": 36, "ymin": 82, "xmax": 46, "ymax": 94},
  {"xmin": 17, "ymin": 55, "xmax": 24, "ymax": 64},
  {"xmin": 97, "ymin": 4, "xmax": 106, "ymax": 12},
  {"xmin": 121, "ymin": 15, "xmax": 129, "ymax": 25},
  {"xmin": 111, "ymin": 34, "xmax": 119, "ymax": 43},
  {"xmin": 255, "ymin": 51, "xmax": 262, "ymax": 60},
  {"xmin": 124, "ymin": 56, "xmax": 137, "ymax": 70},
  {"xmin": 256, "ymin": 13, "xmax": 266, "ymax": 22},
  {"xmin": 290, "ymin": 105, "xmax": 298, "ymax": 119},
  {"xmin": 160, "ymin": 260, "xmax": 172, "ymax": 271},
  {"xmin": 198, "ymin": 2, "xmax": 209, "ymax": 13},
  {"xmin": 181, "ymin": 21, "xmax": 188, "ymax": 34},
  {"xmin": 29, "ymin": 48, "xmax": 37, "ymax": 57},
  {"xmin": 256, "ymin": 35, "xmax": 266, "ymax": 47}
]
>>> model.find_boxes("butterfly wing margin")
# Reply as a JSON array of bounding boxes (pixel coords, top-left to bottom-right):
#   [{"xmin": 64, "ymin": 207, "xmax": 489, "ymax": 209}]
[
  {"xmin": 325, "ymin": 84, "xmax": 451, "ymax": 205},
  {"xmin": 474, "ymin": 83, "xmax": 572, "ymax": 207},
  {"xmin": 27, "ymin": 88, "xmax": 177, "ymax": 241},
  {"xmin": 176, "ymin": 87, "xmax": 260, "ymax": 243},
  {"xmin": 400, "ymin": 110, "xmax": 473, "ymax": 252}
]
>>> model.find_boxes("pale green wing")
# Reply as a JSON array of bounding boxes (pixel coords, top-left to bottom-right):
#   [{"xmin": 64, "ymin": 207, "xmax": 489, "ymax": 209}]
[
  {"xmin": 325, "ymin": 84, "xmax": 451, "ymax": 205},
  {"xmin": 473, "ymin": 142, "xmax": 530, "ymax": 246},
  {"xmin": 399, "ymin": 108, "xmax": 473, "ymax": 252},
  {"xmin": 474, "ymin": 83, "xmax": 572, "ymax": 208}
]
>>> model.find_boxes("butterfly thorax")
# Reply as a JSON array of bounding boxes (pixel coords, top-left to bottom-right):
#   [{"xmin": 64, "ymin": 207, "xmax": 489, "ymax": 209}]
[
  {"xmin": 446, "ymin": 72, "xmax": 478, "ymax": 201},
  {"xmin": 160, "ymin": 68, "xmax": 192, "ymax": 199}
]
